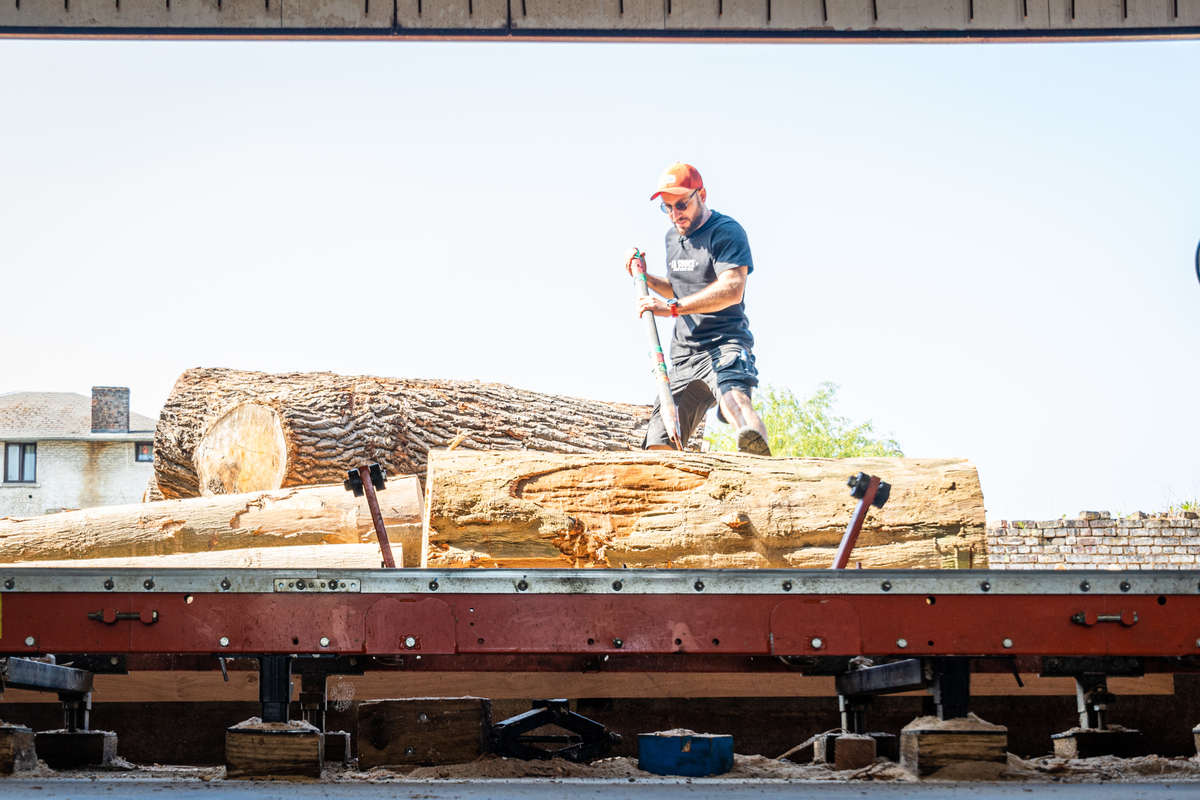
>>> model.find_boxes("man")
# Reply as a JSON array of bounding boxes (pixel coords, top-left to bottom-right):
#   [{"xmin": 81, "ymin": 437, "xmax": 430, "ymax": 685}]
[{"xmin": 625, "ymin": 162, "xmax": 770, "ymax": 456}]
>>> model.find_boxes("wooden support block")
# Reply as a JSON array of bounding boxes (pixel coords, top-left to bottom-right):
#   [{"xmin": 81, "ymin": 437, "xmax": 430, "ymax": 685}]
[
  {"xmin": 357, "ymin": 698, "xmax": 491, "ymax": 768},
  {"xmin": 324, "ymin": 730, "xmax": 351, "ymax": 765},
  {"xmin": 1052, "ymin": 729, "xmax": 1144, "ymax": 759},
  {"xmin": 833, "ymin": 734, "xmax": 876, "ymax": 771},
  {"xmin": 900, "ymin": 718, "xmax": 1007, "ymax": 777},
  {"xmin": 35, "ymin": 731, "xmax": 117, "ymax": 769},
  {"xmin": 813, "ymin": 734, "xmax": 876, "ymax": 771},
  {"xmin": 225, "ymin": 725, "xmax": 323, "ymax": 780},
  {"xmin": 0, "ymin": 725, "xmax": 37, "ymax": 775}
]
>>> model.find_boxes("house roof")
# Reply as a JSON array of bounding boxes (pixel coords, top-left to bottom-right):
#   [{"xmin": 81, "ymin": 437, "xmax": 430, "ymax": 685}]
[{"xmin": 0, "ymin": 392, "xmax": 158, "ymax": 442}]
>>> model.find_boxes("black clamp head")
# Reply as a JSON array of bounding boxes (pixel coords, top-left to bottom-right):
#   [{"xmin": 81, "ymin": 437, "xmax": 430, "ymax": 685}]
[
  {"xmin": 343, "ymin": 463, "xmax": 387, "ymax": 497},
  {"xmin": 847, "ymin": 472, "xmax": 891, "ymax": 509}
]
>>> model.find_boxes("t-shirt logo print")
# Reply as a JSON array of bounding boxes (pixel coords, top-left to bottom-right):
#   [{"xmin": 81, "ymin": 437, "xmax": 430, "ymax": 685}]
[{"xmin": 671, "ymin": 259, "xmax": 699, "ymax": 272}]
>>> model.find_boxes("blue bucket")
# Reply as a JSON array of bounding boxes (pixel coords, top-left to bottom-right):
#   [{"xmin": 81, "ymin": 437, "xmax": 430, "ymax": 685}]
[{"xmin": 637, "ymin": 732, "xmax": 734, "ymax": 777}]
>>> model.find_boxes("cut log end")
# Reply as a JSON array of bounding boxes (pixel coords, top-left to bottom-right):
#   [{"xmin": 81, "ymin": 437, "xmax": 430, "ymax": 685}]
[{"xmin": 195, "ymin": 402, "xmax": 288, "ymax": 496}]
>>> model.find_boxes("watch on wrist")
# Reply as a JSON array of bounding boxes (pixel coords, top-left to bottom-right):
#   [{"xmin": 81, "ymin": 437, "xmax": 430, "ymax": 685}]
[{"xmin": 668, "ymin": 298, "xmax": 679, "ymax": 317}]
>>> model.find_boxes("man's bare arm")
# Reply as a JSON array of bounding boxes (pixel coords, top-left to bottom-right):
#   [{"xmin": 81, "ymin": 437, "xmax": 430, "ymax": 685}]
[
  {"xmin": 624, "ymin": 247, "xmax": 675, "ymax": 299},
  {"xmin": 644, "ymin": 273, "xmax": 674, "ymax": 299},
  {"xmin": 636, "ymin": 266, "xmax": 747, "ymax": 318}
]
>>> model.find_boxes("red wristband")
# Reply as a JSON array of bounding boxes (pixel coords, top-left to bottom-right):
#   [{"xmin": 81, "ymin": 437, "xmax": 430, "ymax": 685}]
[{"xmin": 669, "ymin": 299, "xmax": 679, "ymax": 317}]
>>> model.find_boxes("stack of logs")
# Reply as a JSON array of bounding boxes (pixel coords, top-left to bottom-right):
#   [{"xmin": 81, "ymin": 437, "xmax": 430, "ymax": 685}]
[{"xmin": 0, "ymin": 367, "xmax": 986, "ymax": 570}]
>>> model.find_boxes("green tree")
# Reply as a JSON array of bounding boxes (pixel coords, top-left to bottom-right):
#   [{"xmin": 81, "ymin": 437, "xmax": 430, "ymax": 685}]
[{"xmin": 706, "ymin": 382, "xmax": 904, "ymax": 458}]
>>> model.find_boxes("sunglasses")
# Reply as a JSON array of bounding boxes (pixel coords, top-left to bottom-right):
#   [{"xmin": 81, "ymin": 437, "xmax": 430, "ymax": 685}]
[{"xmin": 660, "ymin": 189, "xmax": 700, "ymax": 214}]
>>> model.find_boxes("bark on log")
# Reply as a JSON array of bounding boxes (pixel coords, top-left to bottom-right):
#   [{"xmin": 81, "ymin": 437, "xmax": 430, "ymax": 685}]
[
  {"xmin": 423, "ymin": 451, "xmax": 985, "ymax": 569},
  {"xmin": 0, "ymin": 478, "xmax": 422, "ymax": 565},
  {"xmin": 155, "ymin": 367, "xmax": 696, "ymax": 501}
]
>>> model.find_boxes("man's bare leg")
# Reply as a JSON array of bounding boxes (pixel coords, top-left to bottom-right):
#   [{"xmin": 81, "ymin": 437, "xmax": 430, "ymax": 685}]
[
  {"xmin": 720, "ymin": 389, "xmax": 770, "ymax": 455},
  {"xmin": 647, "ymin": 444, "xmax": 674, "ymax": 450}
]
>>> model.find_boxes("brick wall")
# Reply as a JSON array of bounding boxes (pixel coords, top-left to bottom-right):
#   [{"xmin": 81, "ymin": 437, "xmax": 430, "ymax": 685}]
[
  {"xmin": 987, "ymin": 511, "xmax": 1200, "ymax": 570},
  {"xmin": 0, "ymin": 440, "xmax": 154, "ymax": 516}
]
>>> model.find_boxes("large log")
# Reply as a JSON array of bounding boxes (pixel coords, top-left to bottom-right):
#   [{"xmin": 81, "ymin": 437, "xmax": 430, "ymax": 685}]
[
  {"xmin": 423, "ymin": 451, "xmax": 985, "ymax": 569},
  {"xmin": 155, "ymin": 367, "xmax": 692, "ymax": 500},
  {"xmin": 5, "ymin": 543, "xmax": 388, "ymax": 570},
  {"xmin": 0, "ymin": 478, "xmax": 422, "ymax": 565}
]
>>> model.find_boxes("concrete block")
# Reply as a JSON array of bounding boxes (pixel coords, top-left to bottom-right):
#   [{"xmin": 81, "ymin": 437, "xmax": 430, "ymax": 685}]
[
  {"xmin": 35, "ymin": 731, "xmax": 118, "ymax": 769},
  {"xmin": 323, "ymin": 730, "xmax": 351, "ymax": 765},
  {"xmin": 1052, "ymin": 729, "xmax": 1144, "ymax": 759},
  {"xmin": 869, "ymin": 732, "xmax": 899, "ymax": 762}
]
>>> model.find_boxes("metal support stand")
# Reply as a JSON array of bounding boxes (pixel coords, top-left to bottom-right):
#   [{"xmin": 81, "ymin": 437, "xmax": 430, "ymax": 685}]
[
  {"xmin": 490, "ymin": 699, "xmax": 621, "ymax": 762},
  {"xmin": 1049, "ymin": 674, "xmax": 1144, "ymax": 757},
  {"xmin": 60, "ymin": 692, "xmax": 91, "ymax": 733},
  {"xmin": 1076, "ymin": 674, "xmax": 1115, "ymax": 730},
  {"xmin": 299, "ymin": 673, "xmax": 327, "ymax": 731},
  {"xmin": 929, "ymin": 657, "xmax": 972, "ymax": 720},
  {"xmin": 258, "ymin": 656, "xmax": 293, "ymax": 724},
  {"xmin": 839, "ymin": 695, "xmax": 870, "ymax": 734}
]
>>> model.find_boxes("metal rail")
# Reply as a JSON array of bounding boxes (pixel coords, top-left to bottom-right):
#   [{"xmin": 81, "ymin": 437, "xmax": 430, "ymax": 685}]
[{"xmin": 3, "ymin": 567, "xmax": 1199, "ymax": 596}]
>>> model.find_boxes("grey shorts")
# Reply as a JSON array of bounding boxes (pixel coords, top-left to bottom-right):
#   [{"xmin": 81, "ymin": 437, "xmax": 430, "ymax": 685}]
[{"xmin": 643, "ymin": 344, "xmax": 759, "ymax": 449}]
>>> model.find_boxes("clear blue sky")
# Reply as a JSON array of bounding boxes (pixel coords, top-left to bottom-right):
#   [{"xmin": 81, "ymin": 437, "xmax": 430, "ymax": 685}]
[{"xmin": 2, "ymin": 38, "xmax": 1197, "ymax": 521}]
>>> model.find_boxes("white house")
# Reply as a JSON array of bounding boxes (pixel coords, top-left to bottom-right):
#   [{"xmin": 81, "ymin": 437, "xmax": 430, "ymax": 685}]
[{"xmin": 0, "ymin": 387, "xmax": 158, "ymax": 517}]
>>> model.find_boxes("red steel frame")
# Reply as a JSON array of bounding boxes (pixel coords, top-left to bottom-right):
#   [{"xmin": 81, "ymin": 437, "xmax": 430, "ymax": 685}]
[{"xmin": 2, "ymin": 590, "xmax": 1196, "ymax": 663}]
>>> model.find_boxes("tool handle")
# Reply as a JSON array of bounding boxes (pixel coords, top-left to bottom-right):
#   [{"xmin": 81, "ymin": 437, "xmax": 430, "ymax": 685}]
[{"xmin": 631, "ymin": 250, "xmax": 683, "ymax": 450}]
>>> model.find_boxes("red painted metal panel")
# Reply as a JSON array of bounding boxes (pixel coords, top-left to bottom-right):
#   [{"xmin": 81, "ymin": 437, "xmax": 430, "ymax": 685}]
[
  {"xmin": 364, "ymin": 597, "xmax": 456, "ymax": 654},
  {"xmin": 456, "ymin": 595, "xmax": 772, "ymax": 655},
  {"xmin": 0, "ymin": 593, "xmax": 132, "ymax": 655},
  {"xmin": 769, "ymin": 598, "xmax": 863, "ymax": 656},
  {"xmin": 3, "ymin": 592, "xmax": 1199, "ymax": 661}
]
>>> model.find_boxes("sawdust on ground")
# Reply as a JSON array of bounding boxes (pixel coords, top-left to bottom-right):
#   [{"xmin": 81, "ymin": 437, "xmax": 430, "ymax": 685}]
[
  {"xmin": 902, "ymin": 712, "xmax": 1008, "ymax": 732},
  {"xmin": 7, "ymin": 754, "xmax": 1200, "ymax": 783},
  {"xmin": 334, "ymin": 753, "xmax": 915, "ymax": 782},
  {"xmin": 1006, "ymin": 753, "xmax": 1200, "ymax": 782},
  {"xmin": 228, "ymin": 717, "xmax": 319, "ymax": 731}
]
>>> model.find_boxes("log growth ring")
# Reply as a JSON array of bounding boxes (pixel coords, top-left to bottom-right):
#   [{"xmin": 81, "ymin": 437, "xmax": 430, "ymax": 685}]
[{"xmin": 195, "ymin": 403, "xmax": 288, "ymax": 496}]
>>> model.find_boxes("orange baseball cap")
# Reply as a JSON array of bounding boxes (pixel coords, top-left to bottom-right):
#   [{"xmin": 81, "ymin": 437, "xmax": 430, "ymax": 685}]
[{"xmin": 650, "ymin": 162, "xmax": 703, "ymax": 200}]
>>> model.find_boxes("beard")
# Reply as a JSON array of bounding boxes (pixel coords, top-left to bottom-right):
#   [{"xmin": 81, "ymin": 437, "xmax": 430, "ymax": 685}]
[{"xmin": 674, "ymin": 205, "xmax": 707, "ymax": 236}]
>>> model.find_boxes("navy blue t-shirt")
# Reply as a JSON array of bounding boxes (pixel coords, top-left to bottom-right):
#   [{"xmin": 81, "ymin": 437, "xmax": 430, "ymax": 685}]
[{"xmin": 664, "ymin": 210, "xmax": 755, "ymax": 360}]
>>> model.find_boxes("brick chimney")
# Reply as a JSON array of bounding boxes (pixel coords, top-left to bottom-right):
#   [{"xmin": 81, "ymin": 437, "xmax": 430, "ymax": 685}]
[{"xmin": 91, "ymin": 387, "xmax": 130, "ymax": 433}]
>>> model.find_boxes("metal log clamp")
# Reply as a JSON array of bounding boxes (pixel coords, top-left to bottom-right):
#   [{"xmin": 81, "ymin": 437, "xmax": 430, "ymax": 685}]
[
  {"xmin": 831, "ymin": 472, "xmax": 892, "ymax": 569},
  {"xmin": 344, "ymin": 463, "xmax": 398, "ymax": 569}
]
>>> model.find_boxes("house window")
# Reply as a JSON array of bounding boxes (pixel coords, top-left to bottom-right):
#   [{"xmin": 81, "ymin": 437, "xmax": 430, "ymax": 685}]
[
  {"xmin": 135, "ymin": 442, "xmax": 154, "ymax": 462},
  {"xmin": 4, "ymin": 443, "xmax": 36, "ymax": 483}
]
